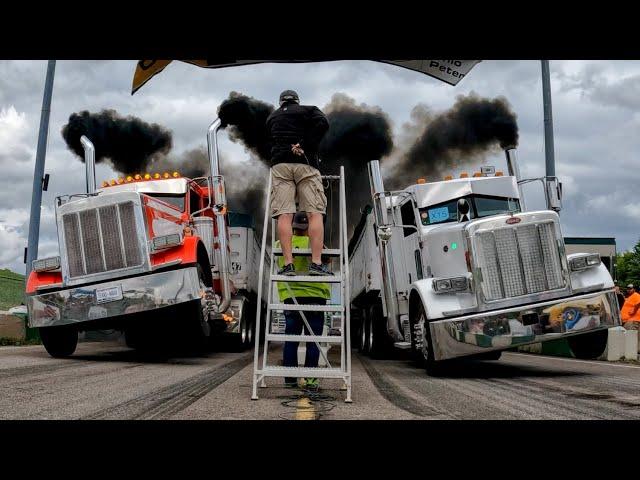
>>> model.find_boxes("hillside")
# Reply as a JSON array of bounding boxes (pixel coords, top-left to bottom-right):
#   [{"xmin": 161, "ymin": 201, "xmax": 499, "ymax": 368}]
[{"xmin": 0, "ymin": 269, "xmax": 25, "ymax": 311}]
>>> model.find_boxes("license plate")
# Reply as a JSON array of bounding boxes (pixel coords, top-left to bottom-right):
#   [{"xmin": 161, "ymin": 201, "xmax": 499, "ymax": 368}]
[{"xmin": 96, "ymin": 285, "xmax": 123, "ymax": 304}]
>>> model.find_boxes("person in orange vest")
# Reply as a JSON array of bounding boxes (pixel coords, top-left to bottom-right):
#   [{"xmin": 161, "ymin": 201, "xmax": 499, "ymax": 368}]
[{"xmin": 621, "ymin": 283, "xmax": 640, "ymax": 330}]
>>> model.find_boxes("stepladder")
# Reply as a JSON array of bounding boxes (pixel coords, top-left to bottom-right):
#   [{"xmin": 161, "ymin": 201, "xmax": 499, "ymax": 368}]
[{"xmin": 251, "ymin": 166, "xmax": 352, "ymax": 403}]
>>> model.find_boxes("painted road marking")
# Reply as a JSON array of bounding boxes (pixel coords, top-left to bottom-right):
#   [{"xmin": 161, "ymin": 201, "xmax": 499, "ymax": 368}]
[{"xmin": 295, "ymin": 396, "xmax": 316, "ymax": 420}]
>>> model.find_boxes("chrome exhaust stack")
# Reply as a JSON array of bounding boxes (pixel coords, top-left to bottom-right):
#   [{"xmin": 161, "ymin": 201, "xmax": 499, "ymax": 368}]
[
  {"xmin": 206, "ymin": 118, "xmax": 231, "ymax": 314},
  {"xmin": 504, "ymin": 147, "xmax": 526, "ymax": 210},
  {"xmin": 367, "ymin": 160, "xmax": 403, "ymax": 342},
  {"xmin": 80, "ymin": 136, "xmax": 96, "ymax": 194}
]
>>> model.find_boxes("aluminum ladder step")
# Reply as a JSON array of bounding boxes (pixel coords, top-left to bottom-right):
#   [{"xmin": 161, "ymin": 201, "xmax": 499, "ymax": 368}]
[
  {"xmin": 265, "ymin": 334, "xmax": 343, "ymax": 343},
  {"xmin": 271, "ymin": 275, "xmax": 341, "ymax": 283},
  {"xmin": 258, "ymin": 366, "xmax": 346, "ymax": 378},
  {"xmin": 272, "ymin": 248, "xmax": 341, "ymax": 257},
  {"xmin": 269, "ymin": 303, "xmax": 343, "ymax": 312}
]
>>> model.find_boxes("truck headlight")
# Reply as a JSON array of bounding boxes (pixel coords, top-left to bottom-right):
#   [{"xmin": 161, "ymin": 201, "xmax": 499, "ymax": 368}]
[
  {"xmin": 32, "ymin": 256, "xmax": 61, "ymax": 272},
  {"xmin": 152, "ymin": 233, "xmax": 182, "ymax": 251},
  {"xmin": 433, "ymin": 276, "xmax": 469, "ymax": 293},
  {"xmin": 569, "ymin": 253, "xmax": 601, "ymax": 272}
]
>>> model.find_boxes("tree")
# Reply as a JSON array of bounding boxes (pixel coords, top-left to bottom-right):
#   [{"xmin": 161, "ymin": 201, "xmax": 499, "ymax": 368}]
[{"xmin": 615, "ymin": 237, "xmax": 640, "ymax": 287}]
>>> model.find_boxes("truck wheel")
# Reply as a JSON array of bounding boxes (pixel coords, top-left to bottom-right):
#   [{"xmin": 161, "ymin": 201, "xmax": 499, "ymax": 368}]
[
  {"xmin": 409, "ymin": 302, "xmax": 445, "ymax": 376},
  {"xmin": 183, "ymin": 264, "xmax": 211, "ymax": 353},
  {"xmin": 40, "ymin": 326, "xmax": 78, "ymax": 358},
  {"xmin": 368, "ymin": 302, "xmax": 392, "ymax": 359},
  {"xmin": 357, "ymin": 309, "xmax": 369, "ymax": 354},
  {"xmin": 568, "ymin": 329, "xmax": 608, "ymax": 359},
  {"xmin": 227, "ymin": 300, "xmax": 252, "ymax": 352}
]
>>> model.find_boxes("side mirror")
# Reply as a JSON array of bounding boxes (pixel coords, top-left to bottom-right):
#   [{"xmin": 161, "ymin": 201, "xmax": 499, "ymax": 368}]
[
  {"xmin": 457, "ymin": 198, "xmax": 471, "ymax": 222},
  {"xmin": 546, "ymin": 178, "xmax": 562, "ymax": 212}
]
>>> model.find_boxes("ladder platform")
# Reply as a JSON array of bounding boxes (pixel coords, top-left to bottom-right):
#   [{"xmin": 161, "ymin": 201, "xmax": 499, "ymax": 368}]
[
  {"xmin": 265, "ymin": 334, "xmax": 343, "ymax": 343},
  {"xmin": 269, "ymin": 303, "xmax": 343, "ymax": 312},
  {"xmin": 271, "ymin": 275, "xmax": 341, "ymax": 283},
  {"xmin": 258, "ymin": 366, "xmax": 347, "ymax": 378},
  {"xmin": 272, "ymin": 248, "xmax": 341, "ymax": 257}
]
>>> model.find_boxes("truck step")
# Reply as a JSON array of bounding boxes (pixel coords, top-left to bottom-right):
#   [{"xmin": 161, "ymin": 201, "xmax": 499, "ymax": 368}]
[
  {"xmin": 258, "ymin": 366, "xmax": 347, "ymax": 378},
  {"xmin": 266, "ymin": 334, "xmax": 343, "ymax": 343},
  {"xmin": 272, "ymin": 248, "xmax": 341, "ymax": 257},
  {"xmin": 269, "ymin": 303, "xmax": 343, "ymax": 312},
  {"xmin": 393, "ymin": 341, "xmax": 412, "ymax": 350},
  {"xmin": 271, "ymin": 275, "xmax": 342, "ymax": 283}
]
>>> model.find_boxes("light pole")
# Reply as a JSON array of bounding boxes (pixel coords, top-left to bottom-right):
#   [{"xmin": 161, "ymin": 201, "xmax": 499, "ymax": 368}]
[
  {"xmin": 25, "ymin": 60, "xmax": 56, "ymax": 276},
  {"xmin": 541, "ymin": 60, "xmax": 555, "ymax": 178}
]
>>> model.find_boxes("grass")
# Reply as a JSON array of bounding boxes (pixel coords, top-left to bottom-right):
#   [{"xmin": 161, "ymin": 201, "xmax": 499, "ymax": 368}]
[
  {"xmin": 0, "ymin": 268, "xmax": 25, "ymax": 311},
  {"xmin": 0, "ymin": 337, "xmax": 41, "ymax": 346}
]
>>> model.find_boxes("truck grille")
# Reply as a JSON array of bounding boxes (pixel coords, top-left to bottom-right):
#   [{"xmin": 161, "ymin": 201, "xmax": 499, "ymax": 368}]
[
  {"xmin": 62, "ymin": 201, "xmax": 143, "ymax": 278},
  {"xmin": 474, "ymin": 221, "xmax": 565, "ymax": 302}
]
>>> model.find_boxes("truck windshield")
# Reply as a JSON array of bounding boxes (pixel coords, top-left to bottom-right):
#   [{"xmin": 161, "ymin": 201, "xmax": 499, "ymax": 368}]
[
  {"xmin": 419, "ymin": 195, "xmax": 520, "ymax": 226},
  {"xmin": 146, "ymin": 194, "xmax": 185, "ymax": 212}
]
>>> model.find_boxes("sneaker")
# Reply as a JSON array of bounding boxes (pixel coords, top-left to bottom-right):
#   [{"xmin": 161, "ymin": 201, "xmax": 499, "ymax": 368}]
[
  {"xmin": 284, "ymin": 377, "xmax": 298, "ymax": 388},
  {"xmin": 278, "ymin": 263, "xmax": 296, "ymax": 276},
  {"xmin": 308, "ymin": 262, "xmax": 333, "ymax": 276},
  {"xmin": 303, "ymin": 378, "xmax": 319, "ymax": 391}
]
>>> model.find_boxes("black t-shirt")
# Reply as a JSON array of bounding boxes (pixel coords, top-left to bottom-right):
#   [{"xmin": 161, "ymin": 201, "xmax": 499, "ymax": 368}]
[{"xmin": 266, "ymin": 103, "xmax": 329, "ymax": 169}]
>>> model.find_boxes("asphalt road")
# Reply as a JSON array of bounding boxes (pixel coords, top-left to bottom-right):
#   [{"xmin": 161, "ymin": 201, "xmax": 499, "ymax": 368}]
[{"xmin": 1, "ymin": 340, "xmax": 640, "ymax": 420}]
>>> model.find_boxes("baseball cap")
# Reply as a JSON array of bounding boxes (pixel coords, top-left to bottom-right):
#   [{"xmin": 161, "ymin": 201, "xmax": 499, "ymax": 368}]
[
  {"xmin": 292, "ymin": 211, "xmax": 308, "ymax": 230},
  {"xmin": 627, "ymin": 284, "xmax": 635, "ymax": 289}
]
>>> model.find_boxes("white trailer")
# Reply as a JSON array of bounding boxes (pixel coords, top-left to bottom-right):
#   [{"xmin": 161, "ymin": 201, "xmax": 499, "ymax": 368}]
[
  {"xmin": 220, "ymin": 212, "xmax": 270, "ymax": 349},
  {"xmin": 349, "ymin": 148, "xmax": 621, "ymax": 374}
]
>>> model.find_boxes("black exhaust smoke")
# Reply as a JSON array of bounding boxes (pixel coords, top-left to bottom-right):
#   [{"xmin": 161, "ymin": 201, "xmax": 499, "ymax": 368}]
[
  {"xmin": 388, "ymin": 93, "xmax": 518, "ymax": 187},
  {"xmin": 218, "ymin": 92, "xmax": 274, "ymax": 160},
  {"xmin": 61, "ymin": 110, "xmax": 172, "ymax": 174},
  {"xmin": 62, "ymin": 92, "xmax": 518, "ymax": 243},
  {"xmin": 216, "ymin": 92, "xmax": 394, "ymax": 238}
]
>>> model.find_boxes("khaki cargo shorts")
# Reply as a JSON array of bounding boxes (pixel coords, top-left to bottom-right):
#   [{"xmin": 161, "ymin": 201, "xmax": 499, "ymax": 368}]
[{"xmin": 270, "ymin": 163, "xmax": 327, "ymax": 218}]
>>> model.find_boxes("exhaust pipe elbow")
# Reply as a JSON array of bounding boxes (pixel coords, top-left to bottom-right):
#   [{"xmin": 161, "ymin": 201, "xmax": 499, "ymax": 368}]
[{"xmin": 80, "ymin": 136, "xmax": 96, "ymax": 194}]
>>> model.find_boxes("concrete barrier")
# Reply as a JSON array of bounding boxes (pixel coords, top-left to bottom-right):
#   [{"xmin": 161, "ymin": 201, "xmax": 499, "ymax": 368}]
[
  {"xmin": 624, "ymin": 329, "xmax": 638, "ymax": 361},
  {"xmin": 0, "ymin": 312, "xmax": 26, "ymax": 341}
]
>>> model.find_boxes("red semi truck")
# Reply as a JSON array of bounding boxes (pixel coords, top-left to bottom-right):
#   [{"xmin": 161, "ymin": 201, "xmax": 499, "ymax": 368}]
[{"xmin": 26, "ymin": 119, "xmax": 267, "ymax": 357}]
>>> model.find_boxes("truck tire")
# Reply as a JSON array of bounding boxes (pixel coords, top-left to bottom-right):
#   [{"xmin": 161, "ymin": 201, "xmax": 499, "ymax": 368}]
[
  {"xmin": 357, "ymin": 309, "xmax": 369, "ymax": 354},
  {"xmin": 368, "ymin": 302, "xmax": 392, "ymax": 359},
  {"xmin": 40, "ymin": 326, "xmax": 78, "ymax": 358},
  {"xmin": 227, "ymin": 298, "xmax": 253, "ymax": 352},
  {"xmin": 182, "ymin": 264, "xmax": 211, "ymax": 353},
  {"xmin": 409, "ymin": 302, "xmax": 446, "ymax": 376},
  {"xmin": 568, "ymin": 329, "xmax": 608, "ymax": 360}
]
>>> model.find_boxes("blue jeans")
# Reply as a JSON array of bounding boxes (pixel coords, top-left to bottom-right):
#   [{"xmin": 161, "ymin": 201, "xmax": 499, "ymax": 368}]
[{"xmin": 283, "ymin": 297, "xmax": 326, "ymax": 384}]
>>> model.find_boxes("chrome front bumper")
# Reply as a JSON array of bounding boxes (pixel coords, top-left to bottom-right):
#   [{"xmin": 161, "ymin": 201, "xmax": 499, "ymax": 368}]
[
  {"xmin": 27, "ymin": 267, "xmax": 201, "ymax": 328},
  {"xmin": 430, "ymin": 290, "xmax": 620, "ymax": 361}
]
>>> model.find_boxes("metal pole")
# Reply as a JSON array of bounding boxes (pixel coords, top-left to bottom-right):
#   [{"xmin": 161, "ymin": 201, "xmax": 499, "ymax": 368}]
[
  {"xmin": 25, "ymin": 60, "xmax": 56, "ymax": 276},
  {"xmin": 541, "ymin": 60, "xmax": 555, "ymax": 177}
]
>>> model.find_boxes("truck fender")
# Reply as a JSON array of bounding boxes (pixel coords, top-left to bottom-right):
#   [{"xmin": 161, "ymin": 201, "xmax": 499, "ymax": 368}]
[
  {"xmin": 409, "ymin": 275, "xmax": 477, "ymax": 321},
  {"xmin": 567, "ymin": 253, "xmax": 614, "ymax": 293},
  {"xmin": 26, "ymin": 270, "xmax": 63, "ymax": 295},
  {"xmin": 151, "ymin": 236, "xmax": 213, "ymax": 286}
]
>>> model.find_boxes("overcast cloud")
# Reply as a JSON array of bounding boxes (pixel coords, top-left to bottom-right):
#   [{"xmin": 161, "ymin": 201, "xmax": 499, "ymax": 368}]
[{"xmin": 1, "ymin": 59, "xmax": 639, "ymax": 274}]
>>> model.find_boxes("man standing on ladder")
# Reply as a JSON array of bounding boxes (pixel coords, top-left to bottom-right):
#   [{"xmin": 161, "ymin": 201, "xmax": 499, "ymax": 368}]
[
  {"xmin": 275, "ymin": 212, "xmax": 331, "ymax": 390},
  {"xmin": 266, "ymin": 89, "xmax": 332, "ymax": 276}
]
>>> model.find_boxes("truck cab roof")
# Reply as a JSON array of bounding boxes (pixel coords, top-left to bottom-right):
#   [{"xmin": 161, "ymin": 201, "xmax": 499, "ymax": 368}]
[
  {"xmin": 404, "ymin": 175, "xmax": 520, "ymax": 209},
  {"xmin": 96, "ymin": 177, "xmax": 190, "ymax": 195}
]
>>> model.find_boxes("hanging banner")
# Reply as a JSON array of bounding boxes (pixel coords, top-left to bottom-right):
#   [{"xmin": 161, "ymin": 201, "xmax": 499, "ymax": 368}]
[{"xmin": 131, "ymin": 59, "xmax": 481, "ymax": 94}]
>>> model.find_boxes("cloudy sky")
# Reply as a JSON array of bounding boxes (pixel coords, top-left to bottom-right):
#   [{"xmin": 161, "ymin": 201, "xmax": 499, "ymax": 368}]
[{"xmin": 1, "ymin": 59, "xmax": 639, "ymax": 274}]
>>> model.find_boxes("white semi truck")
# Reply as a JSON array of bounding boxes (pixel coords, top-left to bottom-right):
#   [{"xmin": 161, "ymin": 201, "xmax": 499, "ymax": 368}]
[{"xmin": 349, "ymin": 148, "xmax": 621, "ymax": 374}]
